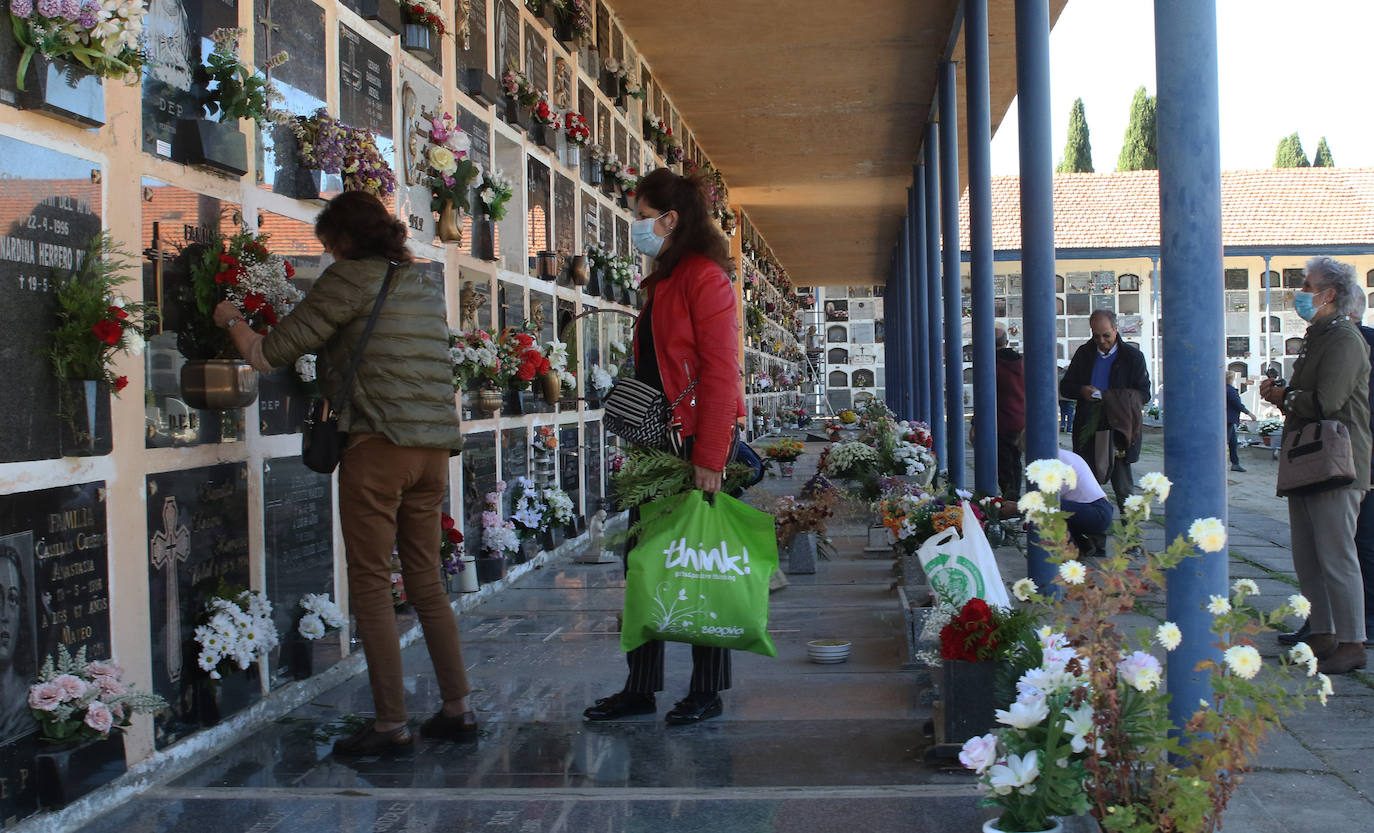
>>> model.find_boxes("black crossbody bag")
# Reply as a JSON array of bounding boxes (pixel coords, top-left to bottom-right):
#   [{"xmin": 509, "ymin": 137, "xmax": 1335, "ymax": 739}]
[
  {"xmin": 603, "ymin": 376, "xmax": 697, "ymax": 452},
  {"xmin": 301, "ymin": 260, "xmax": 399, "ymax": 474}
]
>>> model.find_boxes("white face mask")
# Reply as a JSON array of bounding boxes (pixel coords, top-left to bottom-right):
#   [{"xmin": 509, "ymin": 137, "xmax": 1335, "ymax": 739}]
[{"xmin": 631, "ymin": 213, "xmax": 669, "ymax": 257}]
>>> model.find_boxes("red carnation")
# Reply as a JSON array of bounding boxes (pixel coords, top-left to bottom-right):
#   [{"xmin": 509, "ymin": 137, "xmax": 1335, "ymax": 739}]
[
  {"xmin": 242, "ymin": 293, "xmax": 265, "ymax": 312},
  {"xmin": 107, "ymin": 305, "xmax": 129, "ymax": 320},
  {"xmin": 446, "ymin": 529, "xmax": 463, "ymax": 544},
  {"xmin": 284, "ymin": 261, "xmax": 295, "ymax": 278},
  {"xmin": 516, "ymin": 333, "xmax": 533, "ymax": 349},
  {"xmin": 91, "ymin": 319, "xmax": 122, "ymax": 346},
  {"xmin": 517, "ymin": 362, "xmax": 536, "ymax": 382},
  {"xmin": 113, "ymin": 376, "xmax": 129, "ymax": 393},
  {"xmin": 215, "ymin": 269, "xmax": 240, "ymax": 285},
  {"xmin": 218, "ymin": 253, "xmax": 238, "ymax": 266},
  {"xmin": 441, "ymin": 514, "xmax": 455, "ymax": 531}
]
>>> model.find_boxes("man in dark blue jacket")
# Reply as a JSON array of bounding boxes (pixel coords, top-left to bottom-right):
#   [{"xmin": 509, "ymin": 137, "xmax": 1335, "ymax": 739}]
[{"xmin": 1226, "ymin": 372, "xmax": 1256, "ymax": 472}]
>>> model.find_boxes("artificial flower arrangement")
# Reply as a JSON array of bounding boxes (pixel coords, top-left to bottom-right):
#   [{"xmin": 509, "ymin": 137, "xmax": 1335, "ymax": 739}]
[
  {"xmin": 665, "ymin": 141, "xmax": 685, "ymax": 166},
  {"xmin": 449, "ymin": 328, "xmax": 500, "ymax": 391},
  {"xmin": 481, "ymin": 483, "xmax": 521, "ymax": 559},
  {"xmin": 817, "ymin": 440, "xmax": 879, "ymax": 483},
  {"xmin": 608, "ymin": 254, "xmax": 640, "ymax": 294},
  {"xmin": 193, "ymin": 586, "xmax": 279, "ymax": 681},
  {"xmin": 600, "ymin": 153, "xmax": 623, "ymax": 181},
  {"xmin": 181, "ymin": 226, "xmax": 300, "ymax": 360},
  {"xmin": 296, "ymin": 593, "xmax": 345, "ymax": 640},
  {"xmin": 423, "ymin": 111, "xmax": 481, "ymax": 218},
  {"xmin": 477, "ymin": 169, "xmax": 515, "ymax": 221},
  {"xmin": 508, "ymin": 477, "xmax": 545, "ymax": 541},
  {"xmin": 764, "ymin": 438, "xmax": 805, "ymax": 464},
  {"xmin": 545, "ymin": 340, "xmax": 576, "ymax": 393},
  {"xmin": 28, "ymin": 646, "xmax": 167, "ymax": 742},
  {"xmin": 501, "ymin": 68, "xmax": 539, "ymax": 108},
  {"xmin": 532, "ymin": 424, "xmax": 558, "ymax": 453},
  {"xmin": 500, "ymin": 326, "xmax": 551, "ymax": 391},
  {"xmin": 542, "ymin": 486, "xmax": 575, "ymax": 528},
  {"xmin": 293, "ymin": 108, "xmax": 397, "ymax": 198},
  {"xmin": 9, "ymin": 0, "xmax": 145, "ymax": 90},
  {"xmin": 1254, "ymin": 417, "xmax": 1283, "ymax": 436},
  {"xmin": 402, "ymin": 0, "xmax": 446, "ymax": 35},
  {"xmin": 550, "ymin": 0, "xmax": 592, "ymax": 39},
  {"xmin": 201, "ymin": 27, "xmax": 289, "ymax": 125},
  {"xmin": 961, "ymin": 461, "xmax": 1327, "ymax": 833},
  {"xmin": 617, "ymin": 165, "xmax": 640, "ymax": 196},
  {"xmin": 589, "ymin": 363, "xmax": 618, "ymax": 395},
  {"xmin": 440, "ymin": 512, "xmax": 465, "ymax": 577},
  {"xmin": 623, "ymin": 72, "xmax": 646, "ymax": 100},
  {"xmin": 530, "ymin": 90, "xmax": 560, "ymax": 127},
  {"xmin": 838, "ymin": 409, "xmax": 858, "ymax": 425},
  {"xmin": 47, "ymin": 232, "xmax": 155, "ymax": 404},
  {"xmin": 563, "ymin": 111, "xmax": 591, "ymax": 146},
  {"xmin": 773, "ymin": 474, "xmax": 839, "ymax": 557},
  {"xmin": 643, "ymin": 113, "xmax": 668, "ymax": 143}
]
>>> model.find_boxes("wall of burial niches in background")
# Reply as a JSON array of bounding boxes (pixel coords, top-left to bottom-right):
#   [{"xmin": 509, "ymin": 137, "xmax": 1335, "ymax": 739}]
[{"xmin": 0, "ymin": 0, "xmax": 765, "ymax": 815}]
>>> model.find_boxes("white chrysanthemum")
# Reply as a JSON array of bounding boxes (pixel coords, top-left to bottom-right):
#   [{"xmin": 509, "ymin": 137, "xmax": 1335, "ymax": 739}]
[
  {"xmin": 1017, "ymin": 491, "xmax": 1048, "ymax": 518},
  {"xmin": 1289, "ymin": 642, "xmax": 1319, "ymax": 677},
  {"xmin": 1012, "ymin": 577, "xmax": 1037, "ymax": 602},
  {"xmin": 298, "ymin": 613, "xmax": 325, "ymax": 640},
  {"xmin": 1232, "ymin": 578, "xmax": 1260, "ymax": 598},
  {"xmin": 1026, "ymin": 459, "xmax": 1076, "ymax": 493},
  {"xmin": 1288, "ymin": 593, "xmax": 1312, "ymax": 618},
  {"xmin": 1123, "ymin": 494, "xmax": 1149, "ymax": 518},
  {"xmin": 1059, "ymin": 560, "xmax": 1087, "ymax": 585},
  {"xmin": 1139, "ymin": 471, "xmax": 1172, "ymax": 502},
  {"xmin": 1188, "ymin": 517, "xmax": 1227, "ymax": 553},
  {"xmin": 1207, "ymin": 595, "xmax": 1231, "ymax": 616},
  {"xmin": 1318, "ymin": 673, "xmax": 1334, "ymax": 705},
  {"xmin": 1223, "ymin": 644, "xmax": 1262, "ymax": 679},
  {"xmin": 1155, "ymin": 622, "xmax": 1182, "ymax": 651}
]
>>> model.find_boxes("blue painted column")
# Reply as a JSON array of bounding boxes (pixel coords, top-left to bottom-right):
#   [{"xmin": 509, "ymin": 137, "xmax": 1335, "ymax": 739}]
[
  {"xmin": 1156, "ymin": 0, "xmax": 1227, "ymax": 727},
  {"xmin": 939, "ymin": 61, "xmax": 966, "ymax": 489},
  {"xmin": 924, "ymin": 126, "xmax": 946, "ymax": 461},
  {"xmin": 965, "ymin": 0, "xmax": 998, "ymax": 495},
  {"xmin": 1015, "ymin": 0, "xmax": 1058, "ymax": 589},
  {"xmin": 896, "ymin": 230, "xmax": 910, "ymax": 416},
  {"xmin": 885, "ymin": 253, "xmax": 900, "ymax": 412},
  {"xmin": 911, "ymin": 169, "xmax": 930, "ymax": 424}
]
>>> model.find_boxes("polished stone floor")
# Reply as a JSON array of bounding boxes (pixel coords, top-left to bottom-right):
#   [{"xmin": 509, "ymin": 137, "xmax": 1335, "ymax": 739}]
[{"xmin": 72, "ymin": 452, "xmax": 1004, "ymax": 833}]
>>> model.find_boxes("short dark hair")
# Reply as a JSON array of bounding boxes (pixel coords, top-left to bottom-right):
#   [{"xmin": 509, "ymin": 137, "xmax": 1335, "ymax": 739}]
[
  {"xmin": 633, "ymin": 168, "xmax": 732, "ymax": 290},
  {"xmin": 314, "ymin": 191, "xmax": 413, "ymax": 263}
]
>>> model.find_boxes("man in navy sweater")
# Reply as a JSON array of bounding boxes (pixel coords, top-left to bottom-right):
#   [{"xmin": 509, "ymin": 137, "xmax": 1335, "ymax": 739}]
[{"xmin": 1226, "ymin": 372, "xmax": 1256, "ymax": 472}]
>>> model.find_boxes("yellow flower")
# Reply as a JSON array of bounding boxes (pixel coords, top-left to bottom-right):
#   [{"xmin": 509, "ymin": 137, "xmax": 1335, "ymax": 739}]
[{"xmin": 428, "ymin": 145, "xmax": 458, "ymax": 175}]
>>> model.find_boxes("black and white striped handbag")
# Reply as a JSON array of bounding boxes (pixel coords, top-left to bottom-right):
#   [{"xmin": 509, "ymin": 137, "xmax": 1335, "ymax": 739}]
[{"xmin": 603, "ymin": 376, "xmax": 697, "ymax": 450}]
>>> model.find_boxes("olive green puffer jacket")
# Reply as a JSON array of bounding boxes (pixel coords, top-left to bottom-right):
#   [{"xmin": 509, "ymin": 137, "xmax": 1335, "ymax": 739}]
[{"xmin": 261, "ymin": 256, "xmax": 463, "ymax": 451}]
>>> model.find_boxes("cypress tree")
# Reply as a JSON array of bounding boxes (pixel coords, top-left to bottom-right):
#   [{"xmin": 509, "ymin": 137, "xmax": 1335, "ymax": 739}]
[
  {"xmin": 1116, "ymin": 86, "xmax": 1157, "ymax": 171},
  {"xmin": 1057, "ymin": 98, "xmax": 1094, "ymax": 173},
  {"xmin": 1312, "ymin": 137, "xmax": 1335, "ymax": 167},
  {"xmin": 1274, "ymin": 133, "xmax": 1310, "ymax": 168}
]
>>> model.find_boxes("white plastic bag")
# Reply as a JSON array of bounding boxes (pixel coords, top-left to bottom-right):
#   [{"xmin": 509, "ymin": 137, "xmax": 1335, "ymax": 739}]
[{"xmin": 915, "ymin": 500, "xmax": 1011, "ymax": 608}]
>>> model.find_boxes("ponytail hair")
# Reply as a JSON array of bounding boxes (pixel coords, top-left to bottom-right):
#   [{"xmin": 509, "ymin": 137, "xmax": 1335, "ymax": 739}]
[
  {"xmin": 634, "ymin": 168, "xmax": 731, "ymax": 290},
  {"xmin": 314, "ymin": 191, "xmax": 414, "ymax": 263}
]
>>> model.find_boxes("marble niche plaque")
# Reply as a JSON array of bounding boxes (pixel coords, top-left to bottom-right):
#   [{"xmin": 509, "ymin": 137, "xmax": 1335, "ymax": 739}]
[
  {"xmin": 460, "ymin": 431, "xmax": 496, "ymax": 545},
  {"xmin": 255, "ymin": 0, "xmax": 328, "ymax": 196},
  {"xmin": 559, "ymin": 425, "xmax": 581, "ymax": 523},
  {"xmin": 581, "ymin": 191, "xmax": 599, "ymax": 253},
  {"xmin": 254, "ymin": 212, "xmax": 329, "ymax": 436},
  {"xmin": 337, "ymin": 24, "xmax": 395, "ymax": 201},
  {"xmin": 558, "ymin": 298, "xmax": 577, "ymax": 408},
  {"xmin": 0, "ymin": 482, "xmax": 111, "ymax": 823},
  {"xmin": 525, "ymin": 289, "xmax": 555, "ymax": 415},
  {"xmin": 147, "ymin": 463, "xmax": 254, "ymax": 749},
  {"xmin": 0, "ymin": 136, "xmax": 104, "ymax": 463},
  {"xmin": 554, "ymin": 173, "xmax": 576, "ymax": 260},
  {"xmin": 523, "ymin": 22, "xmax": 548, "ymax": 91},
  {"xmin": 528, "ymin": 157, "xmax": 551, "ymax": 273},
  {"xmin": 399, "ymin": 69, "xmax": 442, "ymax": 243},
  {"xmin": 140, "ymin": 179, "xmax": 245, "ymax": 447},
  {"xmin": 599, "ymin": 205, "xmax": 614, "ymax": 252},
  {"xmin": 456, "ymin": 107, "xmax": 493, "ymax": 259},
  {"xmin": 496, "ymin": 0, "xmax": 521, "ymax": 77},
  {"xmin": 584, "ymin": 420, "xmax": 603, "ymax": 506},
  {"xmin": 500, "ymin": 427, "xmax": 528, "ymax": 516},
  {"xmin": 142, "ymin": 0, "xmax": 239, "ymax": 160},
  {"xmin": 263, "ymin": 457, "xmax": 334, "ymax": 685},
  {"xmin": 455, "ymin": 0, "xmax": 490, "ymax": 74}
]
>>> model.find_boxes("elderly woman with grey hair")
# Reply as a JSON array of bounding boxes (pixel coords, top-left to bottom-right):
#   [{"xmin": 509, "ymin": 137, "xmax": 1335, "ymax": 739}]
[{"xmin": 1261, "ymin": 256, "xmax": 1372, "ymax": 674}]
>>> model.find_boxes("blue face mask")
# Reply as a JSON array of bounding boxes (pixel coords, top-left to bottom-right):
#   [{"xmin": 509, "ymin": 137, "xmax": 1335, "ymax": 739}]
[
  {"xmin": 631, "ymin": 213, "xmax": 669, "ymax": 257},
  {"xmin": 1294, "ymin": 290, "xmax": 1320, "ymax": 321}
]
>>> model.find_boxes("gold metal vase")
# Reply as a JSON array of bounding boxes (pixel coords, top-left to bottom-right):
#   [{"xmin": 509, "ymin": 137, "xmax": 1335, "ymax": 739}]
[
  {"xmin": 437, "ymin": 201, "xmax": 464, "ymax": 244},
  {"xmin": 539, "ymin": 372, "xmax": 561, "ymax": 405}
]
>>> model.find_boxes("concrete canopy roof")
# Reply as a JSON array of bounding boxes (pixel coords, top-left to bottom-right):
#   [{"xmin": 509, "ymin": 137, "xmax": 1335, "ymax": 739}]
[{"xmin": 614, "ymin": 1, "xmax": 1066, "ymax": 288}]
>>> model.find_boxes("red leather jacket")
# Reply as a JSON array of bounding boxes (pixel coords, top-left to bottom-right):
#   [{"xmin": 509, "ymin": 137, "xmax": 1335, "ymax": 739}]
[{"xmin": 634, "ymin": 252, "xmax": 745, "ymax": 471}]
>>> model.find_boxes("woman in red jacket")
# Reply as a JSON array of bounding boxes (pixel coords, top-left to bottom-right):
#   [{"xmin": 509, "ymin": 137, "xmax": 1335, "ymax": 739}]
[{"xmin": 584, "ymin": 168, "xmax": 745, "ymax": 725}]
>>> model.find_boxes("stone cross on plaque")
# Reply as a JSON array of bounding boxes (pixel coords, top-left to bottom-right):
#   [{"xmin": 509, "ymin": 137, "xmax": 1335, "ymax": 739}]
[{"xmin": 149, "ymin": 496, "xmax": 191, "ymax": 683}]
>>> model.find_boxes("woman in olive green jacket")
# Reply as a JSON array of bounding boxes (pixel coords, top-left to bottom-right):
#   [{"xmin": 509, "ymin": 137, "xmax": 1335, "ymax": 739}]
[{"xmin": 214, "ymin": 192, "xmax": 473, "ymax": 754}]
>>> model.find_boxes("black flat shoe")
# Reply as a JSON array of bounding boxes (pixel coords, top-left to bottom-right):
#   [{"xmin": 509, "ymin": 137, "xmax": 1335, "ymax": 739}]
[
  {"xmin": 420, "ymin": 710, "xmax": 478, "ymax": 740},
  {"xmin": 665, "ymin": 693, "xmax": 723, "ymax": 725},
  {"xmin": 583, "ymin": 691, "xmax": 656, "ymax": 721},
  {"xmin": 332, "ymin": 723, "xmax": 414, "ymax": 757},
  {"xmin": 1278, "ymin": 619, "xmax": 1312, "ymax": 646}
]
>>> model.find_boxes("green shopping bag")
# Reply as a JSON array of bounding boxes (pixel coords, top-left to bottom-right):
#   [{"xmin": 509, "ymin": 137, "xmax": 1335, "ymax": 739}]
[{"xmin": 621, "ymin": 490, "xmax": 779, "ymax": 657}]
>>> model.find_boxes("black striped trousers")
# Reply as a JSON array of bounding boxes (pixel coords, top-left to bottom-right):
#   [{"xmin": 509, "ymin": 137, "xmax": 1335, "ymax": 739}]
[{"xmin": 621, "ymin": 505, "xmax": 731, "ymax": 695}]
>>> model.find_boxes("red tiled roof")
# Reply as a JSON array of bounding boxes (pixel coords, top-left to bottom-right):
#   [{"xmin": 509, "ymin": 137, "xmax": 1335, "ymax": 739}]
[{"xmin": 958, "ymin": 168, "xmax": 1374, "ymax": 252}]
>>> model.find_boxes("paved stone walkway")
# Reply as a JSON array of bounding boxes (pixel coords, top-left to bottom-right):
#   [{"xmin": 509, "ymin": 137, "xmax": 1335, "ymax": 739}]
[{"xmin": 50, "ymin": 429, "xmax": 1374, "ymax": 833}]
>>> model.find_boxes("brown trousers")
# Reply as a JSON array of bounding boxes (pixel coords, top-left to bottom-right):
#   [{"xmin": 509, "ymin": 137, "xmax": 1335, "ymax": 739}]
[{"xmin": 339, "ymin": 435, "xmax": 470, "ymax": 723}]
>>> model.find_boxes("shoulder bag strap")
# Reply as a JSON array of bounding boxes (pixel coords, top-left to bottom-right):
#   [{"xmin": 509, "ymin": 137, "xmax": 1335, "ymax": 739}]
[{"xmin": 334, "ymin": 259, "xmax": 399, "ymax": 414}]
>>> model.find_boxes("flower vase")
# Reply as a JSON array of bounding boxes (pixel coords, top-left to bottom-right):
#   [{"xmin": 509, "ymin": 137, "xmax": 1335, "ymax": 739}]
[
  {"xmin": 58, "ymin": 379, "xmax": 112, "ymax": 457},
  {"xmin": 982, "ymin": 818, "xmax": 1063, "ymax": 833},
  {"xmin": 785, "ymin": 531, "xmax": 818, "ymax": 575},
  {"xmin": 288, "ymin": 633, "xmax": 342, "ymax": 681},
  {"xmin": 585, "ymin": 263, "xmax": 602, "ymax": 296},
  {"xmin": 929, "ymin": 659, "xmax": 1000, "ymax": 761},
  {"xmin": 16, "ymin": 54, "xmax": 105, "ymax": 128},
  {"xmin": 541, "ymin": 528, "xmax": 558, "ymax": 551},
  {"xmin": 536, "ymin": 250, "xmax": 559, "ymax": 279},
  {"xmin": 475, "ymin": 554, "xmax": 507, "ymax": 583},
  {"xmin": 34, "ymin": 734, "xmax": 126, "ymax": 808},
  {"xmin": 505, "ymin": 387, "xmax": 525, "ymax": 415},
  {"xmin": 180, "ymin": 359, "xmax": 259, "ymax": 410},
  {"xmin": 358, "ymin": 0, "xmax": 403, "ymax": 35},
  {"xmin": 173, "ymin": 119, "xmax": 249, "ymax": 177},
  {"xmin": 602, "ymin": 277, "xmax": 617, "ymax": 301},
  {"xmin": 475, "ymin": 387, "xmax": 503, "ymax": 416},
  {"xmin": 401, "ymin": 23, "xmax": 435, "ymax": 61},
  {"xmin": 600, "ymin": 177, "xmax": 616, "ymax": 196},
  {"xmin": 458, "ymin": 554, "xmax": 479, "ymax": 592},
  {"xmin": 476, "ymin": 217, "xmax": 497, "ymax": 261},
  {"xmin": 563, "ymin": 143, "xmax": 581, "ymax": 170},
  {"xmin": 568, "ymin": 255, "xmax": 590, "ymax": 286},
  {"xmin": 437, "ymin": 201, "xmax": 464, "ymax": 244},
  {"xmin": 539, "ymin": 371, "xmax": 561, "ymax": 405},
  {"xmin": 779, "ymin": 460, "xmax": 795, "ymax": 478},
  {"xmin": 518, "ymin": 538, "xmax": 539, "ymax": 564}
]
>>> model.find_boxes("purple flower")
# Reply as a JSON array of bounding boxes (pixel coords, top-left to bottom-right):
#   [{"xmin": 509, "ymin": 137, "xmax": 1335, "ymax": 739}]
[
  {"xmin": 11, "ymin": 0, "xmax": 33, "ymax": 18},
  {"xmin": 77, "ymin": 6, "xmax": 95, "ymax": 27},
  {"xmin": 442, "ymin": 174, "xmax": 455, "ymax": 187},
  {"xmin": 36, "ymin": 0, "xmax": 60, "ymax": 17},
  {"xmin": 59, "ymin": 0, "xmax": 78, "ymax": 17}
]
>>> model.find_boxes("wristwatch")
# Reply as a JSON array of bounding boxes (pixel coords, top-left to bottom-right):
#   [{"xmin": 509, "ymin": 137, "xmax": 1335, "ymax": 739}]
[{"xmin": 225, "ymin": 317, "xmax": 243, "ymax": 329}]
